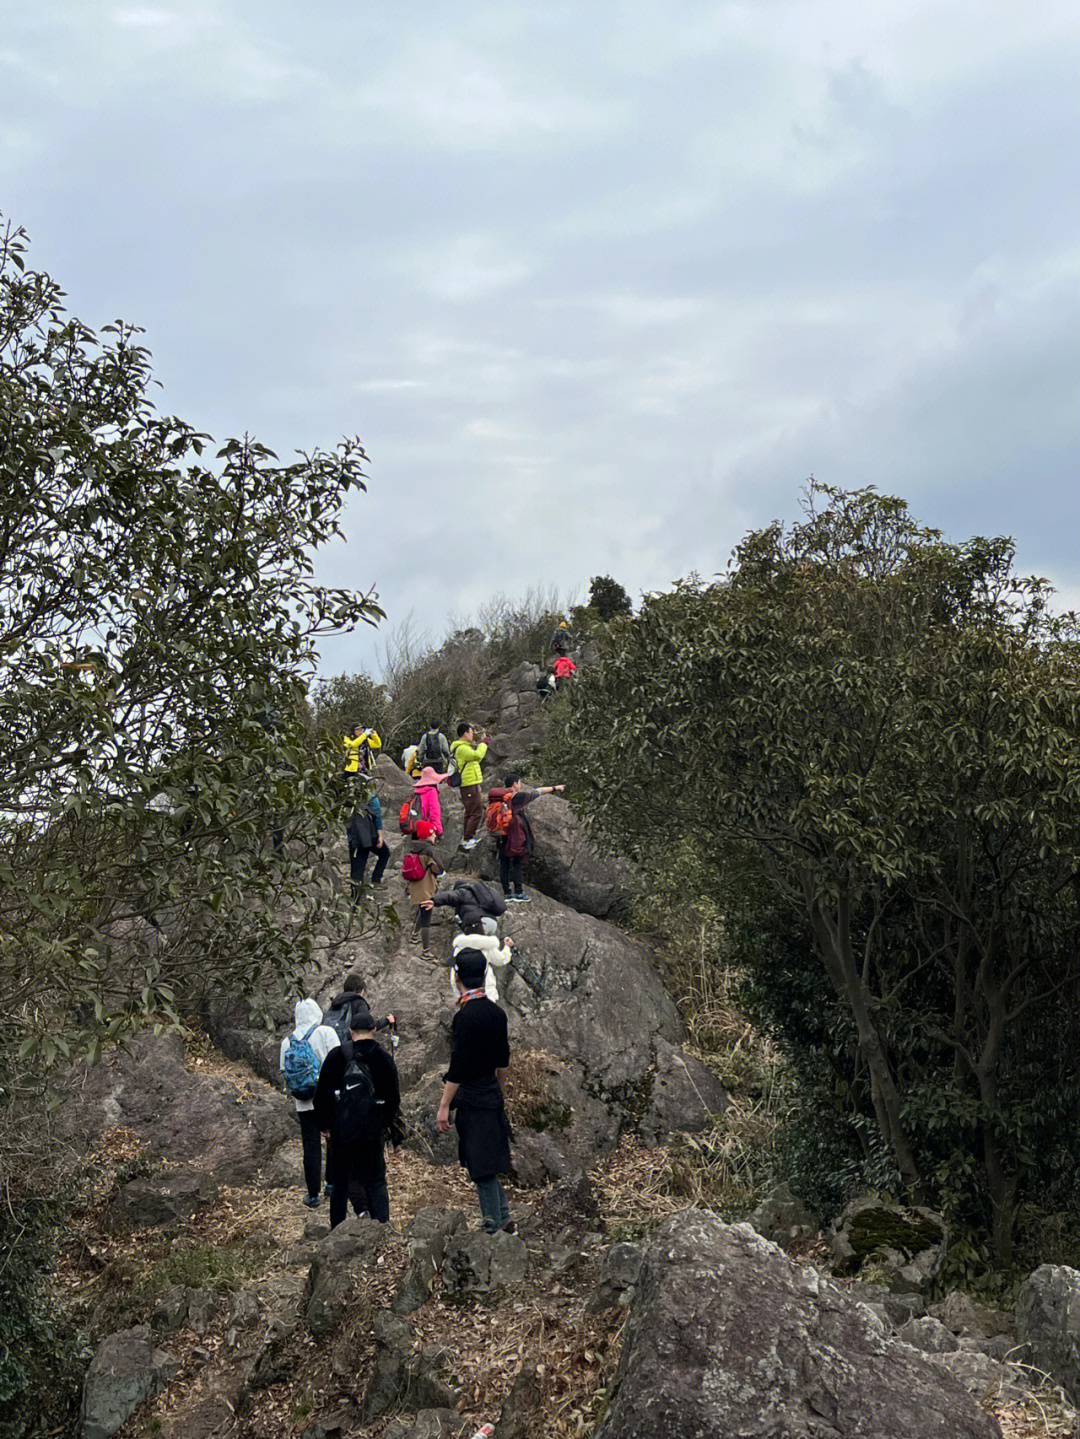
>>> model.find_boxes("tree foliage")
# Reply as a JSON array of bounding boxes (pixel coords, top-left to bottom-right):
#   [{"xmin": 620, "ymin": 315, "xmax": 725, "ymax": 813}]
[
  {"xmin": 554, "ymin": 485, "xmax": 1080, "ymax": 1261},
  {"xmin": 0, "ymin": 215, "xmax": 383, "ymax": 1395},
  {"xmin": 587, "ymin": 574, "xmax": 633, "ymax": 621}
]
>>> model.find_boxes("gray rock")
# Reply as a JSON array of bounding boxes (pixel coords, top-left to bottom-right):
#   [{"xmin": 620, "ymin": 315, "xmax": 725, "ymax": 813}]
[
  {"xmin": 511, "ymin": 1128, "xmax": 575, "ymax": 1187},
  {"xmin": 638, "ymin": 1039, "xmax": 729, "ymax": 1146},
  {"xmin": 114, "ymin": 1169, "xmax": 219, "ymax": 1229},
  {"xmin": 1016, "ymin": 1263, "xmax": 1080, "ymax": 1405},
  {"xmin": 494, "ymin": 1363, "xmax": 544, "ymax": 1439},
  {"xmin": 898, "ymin": 1315, "xmax": 960, "ymax": 1354},
  {"xmin": 362, "ymin": 1312, "xmax": 460, "ymax": 1421},
  {"xmin": 516, "ymin": 793, "xmax": 637, "ymax": 919},
  {"xmin": 746, "ymin": 1181, "xmax": 818, "ymax": 1244},
  {"xmin": 392, "ymin": 1207, "xmax": 467, "ymax": 1315},
  {"xmin": 848, "ymin": 1281, "xmax": 927, "ymax": 1327},
  {"xmin": 442, "ymin": 1229, "xmax": 528, "ymax": 1299},
  {"xmin": 380, "ymin": 1409, "xmax": 472, "ymax": 1439},
  {"xmin": 933, "ymin": 1351, "xmax": 1027, "ymax": 1405},
  {"xmin": 931, "ymin": 1290, "xmax": 1013, "ymax": 1339},
  {"xmin": 588, "ymin": 1242, "xmax": 644, "ymax": 1312},
  {"xmin": 185, "ymin": 1286, "xmax": 220, "ymax": 1336},
  {"xmin": 959, "ymin": 1334, "xmax": 1019, "ymax": 1362},
  {"xmin": 829, "ymin": 1194, "xmax": 946, "ymax": 1293},
  {"xmin": 149, "ymin": 1285, "xmax": 189, "ymax": 1333},
  {"xmin": 305, "ymin": 1215, "xmax": 386, "ymax": 1337},
  {"xmin": 595, "ymin": 1212, "xmax": 1002, "ymax": 1439},
  {"xmin": 80, "ymin": 1325, "xmax": 177, "ymax": 1439},
  {"xmin": 300, "ymin": 1404, "xmax": 359, "ymax": 1439}
]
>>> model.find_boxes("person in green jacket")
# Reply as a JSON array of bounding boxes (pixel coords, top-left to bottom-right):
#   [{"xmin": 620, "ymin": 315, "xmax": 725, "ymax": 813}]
[{"xmin": 451, "ymin": 722, "xmax": 489, "ymax": 849}]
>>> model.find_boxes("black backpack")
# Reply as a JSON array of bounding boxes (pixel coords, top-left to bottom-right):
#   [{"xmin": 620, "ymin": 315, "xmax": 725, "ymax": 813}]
[
  {"xmin": 420, "ymin": 730, "xmax": 445, "ymax": 768},
  {"xmin": 456, "ymin": 879, "xmax": 507, "ymax": 918},
  {"xmin": 332, "ymin": 1044, "xmax": 380, "ymax": 1147}
]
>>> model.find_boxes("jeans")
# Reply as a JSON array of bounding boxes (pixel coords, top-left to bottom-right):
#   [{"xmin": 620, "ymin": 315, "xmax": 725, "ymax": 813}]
[
  {"xmin": 297, "ymin": 1108, "xmax": 323, "ymax": 1199},
  {"xmin": 475, "ymin": 1176, "xmax": 510, "ymax": 1230},
  {"xmin": 460, "ymin": 784, "xmax": 483, "ymax": 840}
]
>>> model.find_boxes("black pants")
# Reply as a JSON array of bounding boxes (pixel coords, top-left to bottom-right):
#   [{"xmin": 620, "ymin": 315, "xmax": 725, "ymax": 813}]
[
  {"xmin": 350, "ymin": 841, "xmax": 389, "ymax": 898},
  {"xmin": 297, "ymin": 1108, "xmax": 323, "ymax": 1198},
  {"xmin": 328, "ymin": 1145, "xmax": 389, "ymax": 1227},
  {"xmin": 498, "ymin": 843, "xmax": 524, "ymax": 896},
  {"xmin": 414, "ymin": 906, "xmax": 431, "ymax": 944}
]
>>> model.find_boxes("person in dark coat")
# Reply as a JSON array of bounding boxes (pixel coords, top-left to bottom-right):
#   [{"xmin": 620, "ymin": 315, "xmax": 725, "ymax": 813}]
[
  {"xmin": 498, "ymin": 774, "xmax": 564, "ymax": 902},
  {"xmin": 436, "ymin": 949, "xmax": 514, "ymax": 1233},
  {"xmin": 347, "ymin": 795, "xmax": 390, "ymax": 902},
  {"xmin": 426, "ymin": 878, "xmax": 506, "ymax": 936},
  {"xmin": 314, "ymin": 1002, "xmax": 401, "ymax": 1228}
]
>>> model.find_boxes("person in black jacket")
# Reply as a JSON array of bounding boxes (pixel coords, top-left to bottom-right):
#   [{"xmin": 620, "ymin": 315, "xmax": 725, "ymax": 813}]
[
  {"xmin": 314, "ymin": 1003, "xmax": 401, "ymax": 1228},
  {"xmin": 426, "ymin": 878, "xmax": 506, "ymax": 936},
  {"xmin": 436, "ymin": 949, "xmax": 515, "ymax": 1233}
]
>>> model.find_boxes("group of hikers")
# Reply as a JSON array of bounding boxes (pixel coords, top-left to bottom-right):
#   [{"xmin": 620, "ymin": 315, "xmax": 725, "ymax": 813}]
[{"xmin": 286, "ymin": 625, "xmax": 579, "ymax": 1233}]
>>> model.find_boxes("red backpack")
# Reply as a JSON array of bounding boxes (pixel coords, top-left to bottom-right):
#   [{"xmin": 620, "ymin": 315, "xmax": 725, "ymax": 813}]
[
  {"xmin": 399, "ymin": 793, "xmax": 423, "ymax": 836},
  {"xmin": 401, "ymin": 852, "xmax": 425, "ymax": 883},
  {"xmin": 485, "ymin": 788, "xmax": 513, "ymax": 837}
]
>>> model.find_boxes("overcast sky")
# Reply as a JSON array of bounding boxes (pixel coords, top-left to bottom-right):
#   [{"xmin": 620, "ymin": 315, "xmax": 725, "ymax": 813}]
[{"xmin": 5, "ymin": 2, "xmax": 1080, "ymax": 674}]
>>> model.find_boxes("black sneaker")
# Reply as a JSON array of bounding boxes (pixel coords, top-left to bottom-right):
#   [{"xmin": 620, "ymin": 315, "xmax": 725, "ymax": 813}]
[
  {"xmin": 513, "ymin": 892, "xmax": 530, "ymax": 903},
  {"xmin": 302, "ymin": 1193, "xmax": 321, "ymax": 1208}
]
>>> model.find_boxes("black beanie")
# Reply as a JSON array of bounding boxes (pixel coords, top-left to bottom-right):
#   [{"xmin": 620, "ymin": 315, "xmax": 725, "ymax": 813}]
[
  {"xmin": 348, "ymin": 1004, "xmax": 376, "ymax": 1033},
  {"xmin": 454, "ymin": 949, "xmax": 487, "ymax": 986}
]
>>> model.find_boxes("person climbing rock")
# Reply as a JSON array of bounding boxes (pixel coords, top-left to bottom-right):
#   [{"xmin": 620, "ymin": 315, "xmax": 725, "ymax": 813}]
[
  {"xmin": 314, "ymin": 1001, "xmax": 401, "ymax": 1228},
  {"xmin": 449, "ymin": 929, "xmax": 516, "ymax": 1003},
  {"xmin": 491, "ymin": 773, "xmax": 565, "ymax": 901},
  {"xmin": 346, "ymin": 793, "xmax": 390, "ymax": 900},
  {"xmin": 450, "ymin": 722, "xmax": 489, "ymax": 849},
  {"xmin": 343, "ymin": 724, "xmax": 381, "ymax": 779},
  {"xmin": 279, "ymin": 998, "xmax": 340, "ymax": 1208},
  {"xmin": 551, "ymin": 654, "xmax": 577, "ymax": 690},
  {"xmin": 417, "ymin": 720, "xmax": 451, "ymax": 772},
  {"xmin": 402, "ymin": 819, "xmax": 442, "ymax": 959},
  {"xmin": 426, "ymin": 877, "xmax": 506, "ymax": 936},
  {"xmin": 550, "ymin": 620, "xmax": 574, "ymax": 657},
  {"xmin": 413, "ymin": 765, "xmax": 449, "ymax": 839},
  {"xmin": 324, "ymin": 972, "xmax": 395, "ymax": 1045},
  {"xmin": 436, "ymin": 949, "xmax": 515, "ymax": 1234}
]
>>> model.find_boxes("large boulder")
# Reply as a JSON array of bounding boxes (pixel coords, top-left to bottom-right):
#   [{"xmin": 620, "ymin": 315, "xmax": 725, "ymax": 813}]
[
  {"xmin": 596, "ymin": 1211, "xmax": 1002, "ymax": 1439},
  {"xmin": 747, "ymin": 1181, "xmax": 818, "ymax": 1245},
  {"xmin": 441, "ymin": 1229, "xmax": 528, "ymax": 1299},
  {"xmin": 1016, "ymin": 1264, "xmax": 1080, "ymax": 1404},
  {"xmin": 81, "ymin": 1325, "xmax": 177, "ymax": 1439},
  {"xmin": 490, "ymin": 793, "xmax": 635, "ymax": 920},
  {"xmin": 59, "ymin": 1033, "xmax": 294, "ymax": 1185},
  {"xmin": 305, "ymin": 1215, "xmax": 386, "ymax": 1337}
]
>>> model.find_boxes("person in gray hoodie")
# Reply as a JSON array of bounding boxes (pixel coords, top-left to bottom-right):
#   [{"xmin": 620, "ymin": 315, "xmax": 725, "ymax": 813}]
[{"xmin": 279, "ymin": 999, "xmax": 340, "ymax": 1208}]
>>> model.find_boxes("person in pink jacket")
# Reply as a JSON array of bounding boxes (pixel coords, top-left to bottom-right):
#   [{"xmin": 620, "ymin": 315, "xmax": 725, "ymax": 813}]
[{"xmin": 414, "ymin": 766, "xmax": 449, "ymax": 837}]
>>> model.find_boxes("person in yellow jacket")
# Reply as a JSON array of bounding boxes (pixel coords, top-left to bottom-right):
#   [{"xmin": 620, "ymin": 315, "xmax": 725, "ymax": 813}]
[
  {"xmin": 450, "ymin": 721, "xmax": 489, "ymax": 849},
  {"xmin": 343, "ymin": 725, "xmax": 381, "ymax": 777}
]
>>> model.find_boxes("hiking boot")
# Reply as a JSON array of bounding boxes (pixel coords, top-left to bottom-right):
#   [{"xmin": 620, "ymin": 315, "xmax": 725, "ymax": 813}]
[
  {"xmin": 302, "ymin": 1193, "xmax": 321, "ymax": 1208},
  {"xmin": 511, "ymin": 892, "xmax": 530, "ymax": 903},
  {"xmin": 500, "ymin": 1219, "xmax": 517, "ymax": 1234}
]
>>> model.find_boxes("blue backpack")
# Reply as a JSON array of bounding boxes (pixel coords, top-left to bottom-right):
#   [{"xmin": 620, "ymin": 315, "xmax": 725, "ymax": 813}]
[{"xmin": 283, "ymin": 1023, "xmax": 321, "ymax": 1099}]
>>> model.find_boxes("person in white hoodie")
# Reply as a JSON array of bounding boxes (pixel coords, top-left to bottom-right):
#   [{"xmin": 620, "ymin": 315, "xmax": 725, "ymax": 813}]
[
  {"xmin": 449, "ymin": 930, "xmax": 515, "ymax": 1003},
  {"xmin": 280, "ymin": 998, "xmax": 340, "ymax": 1208}
]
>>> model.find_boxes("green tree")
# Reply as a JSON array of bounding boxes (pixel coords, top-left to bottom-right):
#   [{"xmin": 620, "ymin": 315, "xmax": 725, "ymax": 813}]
[
  {"xmin": 554, "ymin": 486, "xmax": 1080, "ymax": 1262},
  {"xmin": 0, "ymin": 215, "xmax": 382, "ymax": 1411},
  {"xmin": 587, "ymin": 574, "xmax": 633, "ymax": 621}
]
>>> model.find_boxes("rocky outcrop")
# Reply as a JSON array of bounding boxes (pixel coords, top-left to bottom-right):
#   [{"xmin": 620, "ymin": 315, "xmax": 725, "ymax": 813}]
[
  {"xmin": 59, "ymin": 1032, "xmax": 294, "ymax": 1185},
  {"xmin": 596, "ymin": 1211, "xmax": 1002, "ymax": 1439},
  {"xmin": 829, "ymin": 1194, "xmax": 946, "ymax": 1293},
  {"xmin": 305, "ymin": 1215, "xmax": 386, "ymax": 1337},
  {"xmin": 1016, "ymin": 1264, "xmax": 1080, "ymax": 1405},
  {"xmin": 362, "ymin": 1312, "xmax": 460, "ymax": 1422},
  {"xmin": 747, "ymin": 1181, "xmax": 818, "ymax": 1245},
  {"xmin": 441, "ymin": 1229, "xmax": 528, "ymax": 1299},
  {"xmin": 112, "ymin": 1170, "xmax": 219, "ymax": 1230},
  {"xmin": 81, "ymin": 1325, "xmax": 177, "ymax": 1439}
]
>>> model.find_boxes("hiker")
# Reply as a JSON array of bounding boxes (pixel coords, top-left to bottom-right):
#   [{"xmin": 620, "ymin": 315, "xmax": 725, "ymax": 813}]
[
  {"xmin": 346, "ymin": 794, "xmax": 390, "ymax": 900},
  {"xmin": 450, "ymin": 722, "xmax": 489, "ymax": 850},
  {"xmin": 280, "ymin": 999, "xmax": 340, "ymax": 1209},
  {"xmin": 402, "ymin": 819, "xmax": 443, "ymax": 959},
  {"xmin": 417, "ymin": 721, "xmax": 451, "ymax": 773},
  {"xmin": 425, "ymin": 877, "xmax": 506, "ymax": 936},
  {"xmin": 490, "ymin": 774, "xmax": 565, "ymax": 902},
  {"xmin": 401, "ymin": 743, "xmax": 422, "ymax": 780},
  {"xmin": 550, "ymin": 620, "xmax": 574, "ymax": 657},
  {"xmin": 324, "ymin": 972, "xmax": 396, "ymax": 1045},
  {"xmin": 314, "ymin": 1000, "xmax": 402, "ymax": 1228},
  {"xmin": 536, "ymin": 671, "xmax": 556, "ymax": 703},
  {"xmin": 450, "ymin": 930, "xmax": 516, "ymax": 1003},
  {"xmin": 436, "ymin": 948, "xmax": 515, "ymax": 1234},
  {"xmin": 414, "ymin": 765, "xmax": 449, "ymax": 839},
  {"xmin": 343, "ymin": 724, "xmax": 381, "ymax": 779},
  {"xmin": 551, "ymin": 654, "xmax": 577, "ymax": 690}
]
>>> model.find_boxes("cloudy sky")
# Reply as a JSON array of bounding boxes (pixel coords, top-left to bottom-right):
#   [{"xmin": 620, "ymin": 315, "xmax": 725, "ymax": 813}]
[{"xmin": 5, "ymin": 2, "xmax": 1080, "ymax": 673}]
